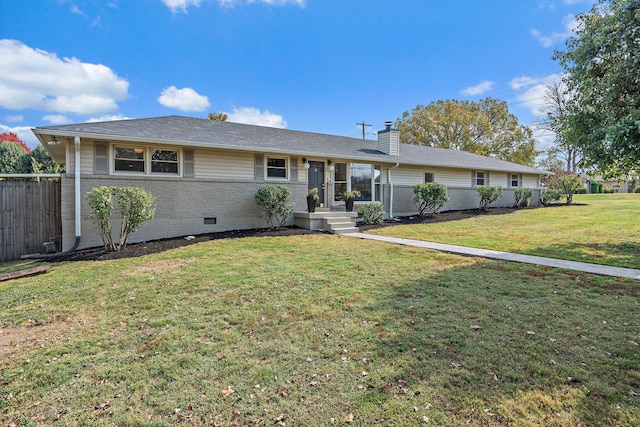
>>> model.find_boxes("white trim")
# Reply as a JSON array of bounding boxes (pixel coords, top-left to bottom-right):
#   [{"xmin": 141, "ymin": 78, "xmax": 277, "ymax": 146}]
[
  {"xmin": 264, "ymin": 155, "xmax": 290, "ymax": 181},
  {"xmin": 111, "ymin": 144, "xmax": 182, "ymax": 177}
]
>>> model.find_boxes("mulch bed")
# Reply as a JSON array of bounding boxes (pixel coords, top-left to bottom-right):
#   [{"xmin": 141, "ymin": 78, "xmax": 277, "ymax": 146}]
[{"xmin": 46, "ymin": 205, "xmax": 568, "ymax": 263}]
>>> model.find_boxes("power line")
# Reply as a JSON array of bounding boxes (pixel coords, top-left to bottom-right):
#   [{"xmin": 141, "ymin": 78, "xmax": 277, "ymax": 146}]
[{"xmin": 356, "ymin": 121, "xmax": 371, "ymax": 140}]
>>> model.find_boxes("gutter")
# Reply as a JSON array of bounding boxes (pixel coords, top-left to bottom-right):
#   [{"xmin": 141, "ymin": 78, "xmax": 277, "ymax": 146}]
[
  {"xmin": 22, "ymin": 136, "xmax": 82, "ymax": 260},
  {"xmin": 387, "ymin": 162, "xmax": 400, "ymax": 218}
]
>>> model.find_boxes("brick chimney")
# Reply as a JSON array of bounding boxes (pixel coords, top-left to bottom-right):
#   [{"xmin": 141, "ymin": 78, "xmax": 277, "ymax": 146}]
[{"xmin": 377, "ymin": 121, "xmax": 399, "ymax": 156}]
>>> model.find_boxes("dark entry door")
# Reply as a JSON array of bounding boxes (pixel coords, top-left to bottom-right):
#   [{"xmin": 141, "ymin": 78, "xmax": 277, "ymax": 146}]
[{"xmin": 308, "ymin": 161, "xmax": 325, "ymax": 206}]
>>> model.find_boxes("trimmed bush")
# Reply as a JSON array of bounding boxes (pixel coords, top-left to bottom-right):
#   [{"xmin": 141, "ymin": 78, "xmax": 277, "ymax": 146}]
[
  {"xmin": 86, "ymin": 186, "xmax": 156, "ymax": 251},
  {"xmin": 357, "ymin": 203, "xmax": 384, "ymax": 224},
  {"xmin": 558, "ymin": 174, "xmax": 583, "ymax": 204},
  {"xmin": 254, "ymin": 185, "xmax": 294, "ymax": 230},
  {"xmin": 603, "ymin": 188, "xmax": 615, "ymax": 194},
  {"xmin": 541, "ymin": 189, "xmax": 563, "ymax": 205},
  {"xmin": 413, "ymin": 183, "xmax": 450, "ymax": 217},
  {"xmin": 635, "ymin": 187, "xmax": 640, "ymax": 193},
  {"xmin": 477, "ymin": 185, "xmax": 503, "ymax": 211},
  {"xmin": 575, "ymin": 187, "xmax": 587, "ymax": 194},
  {"xmin": 513, "ymin": 188, "xmax": 533, "ymax": 208}
]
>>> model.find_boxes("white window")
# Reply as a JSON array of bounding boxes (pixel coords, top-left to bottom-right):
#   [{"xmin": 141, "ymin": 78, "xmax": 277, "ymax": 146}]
[
  {"xmin": 510, "ymin": 174, "xmax": 521, "ymax": 187},
  {"xmin": 113, "ymin": 146, "xmax": 179, "ymax": 175},
  {"xmin": 151, "ymin": 149, "xmax": 179, "ymax": 174},
  {"xmin": 474, "ymin": 171, "xmax": 487, "ymax": 186},
  {"xmin": 266, "ymin": 157, "xmax": 288, "ymax": 179},
  {"xmin": 114, "ymin": 147, "xmax": 145, "ymax": 173}
]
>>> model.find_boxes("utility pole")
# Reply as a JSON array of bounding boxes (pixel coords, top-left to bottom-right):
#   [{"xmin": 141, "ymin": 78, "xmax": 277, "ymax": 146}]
[{"xmin": 356, "ymin": 121, "xmax": 371, "ymax": 140}]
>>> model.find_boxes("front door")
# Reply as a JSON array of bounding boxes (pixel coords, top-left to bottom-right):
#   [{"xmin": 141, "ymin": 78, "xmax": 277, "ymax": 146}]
[{"xmin": 308, "ymin": 161, "xmax": 325, "ymax": 206}]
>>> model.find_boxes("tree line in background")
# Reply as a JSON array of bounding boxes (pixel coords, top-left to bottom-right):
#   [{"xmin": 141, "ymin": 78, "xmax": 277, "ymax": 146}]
[
  {"xmin": 394, "ymin": 98, "xmax": 538, "ymax": 167},
  {"xmin": 0, "ymin": 132, "xmax": 64, "ymax": 175},
  {"xmin": 543, "ymin": 0, "xmax": 639, "ymax": 185}
]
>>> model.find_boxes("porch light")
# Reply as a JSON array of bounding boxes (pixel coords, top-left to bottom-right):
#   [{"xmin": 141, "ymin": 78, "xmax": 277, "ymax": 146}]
[
  {"xmin": 328, "ymin": 160, "xmax": 335, "ymax": 172},
  {"xmin": 134, "ymin": 148, "xmax": 144, "ymax": 154},
  {"xmin": 303, "ymin": 158, "xmax": 310, "ymax": 169},
  {"xmin": 47, "ymin": 137, "xmax": 59, "ymax": 145}
]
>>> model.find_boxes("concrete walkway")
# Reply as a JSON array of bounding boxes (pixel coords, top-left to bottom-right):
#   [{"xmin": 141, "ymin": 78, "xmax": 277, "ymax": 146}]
[{"xmin": 349, "ymin": 233, "xmax": 640, "ymax": 280}]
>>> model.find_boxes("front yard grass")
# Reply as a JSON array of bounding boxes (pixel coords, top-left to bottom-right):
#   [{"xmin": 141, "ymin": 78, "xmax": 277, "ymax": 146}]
[
  {"xmin": 1, "ymin": 233, "xmax": 638, "ymax": 426},
  {"xmin": 369, "ymin": 194, "xmax": 640, "ymax": 269}
]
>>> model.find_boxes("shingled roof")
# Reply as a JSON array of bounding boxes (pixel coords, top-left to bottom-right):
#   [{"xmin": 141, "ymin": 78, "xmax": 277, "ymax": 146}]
[{"xmin": 33, "ymin": 115, "xmax": 548, "ymax": 175}]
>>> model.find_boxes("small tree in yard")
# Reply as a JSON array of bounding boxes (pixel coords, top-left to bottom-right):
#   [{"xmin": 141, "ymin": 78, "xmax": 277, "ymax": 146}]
[
  {"xmin": 513, "ymin": 188, "xmax": 533, "ymax": 208},
  {"xmin": 254, "ymin": 185, "xmax": 293, "ymax": 230},
  {"xmin": 558, "ymin": 174, "xmax": 582, "ymax": 205},
  {"xmin": 86, "ymin": 186, "xmax": 155, "ymax": 251},
  {"xmin": 413, "ymin": 183, "xmax": 450, "ymax": 217},
  {"xmin": 477, "ymin": 185, "xmax": 503, "ymax": 211}
]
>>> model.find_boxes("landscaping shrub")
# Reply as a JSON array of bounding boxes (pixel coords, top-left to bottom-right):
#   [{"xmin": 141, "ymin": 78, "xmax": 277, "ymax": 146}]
[
  {"xmin": 558, "ymin": 174, "xmax": 583, "ymax": 204},
  {"xmin": 477, "ymin": 185, "xmax": 503, "ymax": 211},
  {"xmin": 86, "ymin": 186, "xmax": 156, "ymax": 251},
  {"xmin": 540, "ymin": 189, "xmax": 563, "ymax": 206},
  {"xmin": 635, "ymin": 187, "xmax": 640, "ymax": 193},
  {"xmin": 575, "ymin": 187, "xmax": 587, "ymax": 194},
  {"xmin": 413, "ymin": 183, "xmax": 450, "ymax": 216},
  {"xmin": 357, "ymin": 203, "xmax": 384, "ymax": 224},
  {"xmin": 590, "ymin": 182, "xmax": 603, "ymax": 194},
  {"xmin": 513, "ymin": 188, "xmax": 533, "ymax": 207},
  {"xmin": 254, "ymin": 185, "xmax": 294, "ymax": 229},
  {"xmin": 603, "ymin": 188, "xmax": 615, "ymax": 194}
]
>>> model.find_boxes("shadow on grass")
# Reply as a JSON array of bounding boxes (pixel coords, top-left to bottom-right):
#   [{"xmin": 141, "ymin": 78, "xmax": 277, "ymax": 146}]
[
  {"xmin": 524, "ymin": 241, "xmax": 640, "ymax": 271},
  {"xmin": 354, "ymin": 261, "xmax": 640, "ymax": 425}
]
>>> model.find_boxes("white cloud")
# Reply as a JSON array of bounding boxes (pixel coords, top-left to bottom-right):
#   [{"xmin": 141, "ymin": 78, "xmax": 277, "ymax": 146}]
[
  {"xmin": 460, "ymin": 80, "xmax": 495, "ymax": 96},
  {"xmin": 5, "ymin": 115, "xmax": 23, "ymax": 122},
  {"xmin": 158, "ymin": 86, "xmax": 210, "ymax": 112},
  {"xmin": 168, "ymin": 0, "xmax": 306, "ymax": 10},
  {"xmin": 226, "ymin": 107, "xmax": 287, "ymax": 128},
  {"xmin": 87, "ymin": 114, "xmax": 132, "ymax": 122},
  {"xmin": 509, "ymin": 73, "xmax": 562, "ymax": 118},
  {"xmin": 161, "ymin": 0, "xmax": 201, "ymax": 13},
  {"xmin": 0, "ymin": 124, "xmax": 41, "ymax": 150},
  {"xmin": 0, "ymin": 39, "xmax": 129, "ymax": 115},
  {"xmin": 43, "ymin": 114, "xmax": 72, "ymax": 125},
  {"xmin": 531, "ymin": 14, "xmax": 577, "ymax": 47}
]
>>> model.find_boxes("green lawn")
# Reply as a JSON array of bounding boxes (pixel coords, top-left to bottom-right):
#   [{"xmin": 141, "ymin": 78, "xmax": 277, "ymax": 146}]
[
  {"xmin": 369, "ymin": 194, "xmax": 640, "ymax": 269},
  {"xmin": 1, "ymin": 231, "xmax": 639, "ymax": 425}
]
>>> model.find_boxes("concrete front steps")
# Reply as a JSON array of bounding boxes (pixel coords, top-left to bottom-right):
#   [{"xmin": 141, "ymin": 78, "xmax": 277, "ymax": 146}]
[{"xmin": 293, "ymin": 210, "xmax": 359, "ymax": 234}]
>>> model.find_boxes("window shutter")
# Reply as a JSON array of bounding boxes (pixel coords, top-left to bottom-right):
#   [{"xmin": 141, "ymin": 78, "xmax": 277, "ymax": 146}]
[
  {"xmin": 254, "ymin": 154, "xmax": 264, "ymax": 180},
  {"xmin": 95, "ymin": 143, "xmax": 109, "ymax": 175},
  {"xmin": 183, "ymin": 150, "xmax": 195, "ymax": 178},
  {"xmin": 471, "ymin": 171, "xmax": 476, "ymax": 187},
  {"xmin": 290, "ymin": 157, "xmax": 298, "ymax": 181},
  {"xmin": 486, "ymin": 172, "xmax": 490, "ymax": 185}
]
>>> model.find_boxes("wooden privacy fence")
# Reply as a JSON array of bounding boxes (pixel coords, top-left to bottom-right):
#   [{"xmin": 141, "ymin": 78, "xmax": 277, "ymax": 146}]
[{"xmin": 0, "ymin": 180, "xmax": 62, "ymax": 262}]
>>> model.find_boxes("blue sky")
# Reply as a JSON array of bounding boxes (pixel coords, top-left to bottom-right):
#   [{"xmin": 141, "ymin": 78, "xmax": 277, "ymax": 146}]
[{"xmin": 1, "ymin": 0, "xmax": 595, "ymax": 150}]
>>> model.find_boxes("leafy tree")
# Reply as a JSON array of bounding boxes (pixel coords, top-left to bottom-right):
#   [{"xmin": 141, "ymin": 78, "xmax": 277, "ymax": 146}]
[
  {"xmin": 395, "ymin": 98, "xmax": 538, "ymax": 166},
  {"xmin": 540, "ymin": 189, "xmax": 563, "ymax": 206},
  {"xmin": 208, "ymin": 112, "xmax": 228, "ymax": 121},
  {"xmin": 558, "ymin": 174, "xmax": 583, "ymax": 205},
  {"xmin": 0, "ymin": 132, "xmax": 30, "ymax": 153},
  {"xmin": 0, "ymin": 141, "xmax": 28, "ymax": 173},
  {"xmin": 477, "ymin": 185, "xmax": 503, "ymax": 211},
  {"xmin": 412, "ymin": 183, "xmax": 449, "ymax": 217},
  {"xmin": 538, "ymin": 80, "xmax": 580, "ymax": 172},
  {"xmin": 254, "ymin": 185, "xmax": 293, "ymax": 229},
  {"xmin": 86, "ymin": 186, "xmax": 156, "ymax": 251},
  {"xmin": 553, "ymin": 0, "xmax": 640, "ymax": 177},
  {"xmin": 16, "ymin": 145, "xmax": 65, "ymax": 174}
]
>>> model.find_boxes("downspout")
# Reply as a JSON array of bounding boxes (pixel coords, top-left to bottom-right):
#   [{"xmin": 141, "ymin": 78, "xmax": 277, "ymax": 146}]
[
  {"xmin": 387, "ymin": 162, "xmax": 400, "ymax": 218},
  {"xmin": 22, "ymin": 136, "xmax": 81, "ymax": 259}
]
